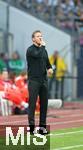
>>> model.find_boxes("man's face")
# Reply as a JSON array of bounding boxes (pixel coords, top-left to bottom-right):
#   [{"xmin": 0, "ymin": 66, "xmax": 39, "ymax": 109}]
[{"xmin": 32, "ymin": 32, "xmax": 43, "ymax": 46}]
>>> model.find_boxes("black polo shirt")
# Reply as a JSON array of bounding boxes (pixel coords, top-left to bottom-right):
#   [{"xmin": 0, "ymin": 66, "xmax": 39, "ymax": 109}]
[{"xmin": 26, "ymin": 44, "xmax": 51, "ymax": 81}]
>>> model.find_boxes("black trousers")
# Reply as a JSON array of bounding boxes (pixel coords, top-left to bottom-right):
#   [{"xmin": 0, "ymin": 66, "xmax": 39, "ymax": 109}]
[{"xmin": 28, "ymin": 79, "xmax": 48, "ymax": 130}]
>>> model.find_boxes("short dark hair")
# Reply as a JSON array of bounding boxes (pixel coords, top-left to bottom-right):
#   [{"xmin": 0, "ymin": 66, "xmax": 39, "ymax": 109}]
[{"xmin": 32, "ymin": 30, "xmax": 41, "ymax": 38}]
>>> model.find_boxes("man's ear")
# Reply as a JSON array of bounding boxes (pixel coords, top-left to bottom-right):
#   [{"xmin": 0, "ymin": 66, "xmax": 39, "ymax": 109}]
[{"xmin": 32, "ymin": 38, "xmax": 35, "ymax": 42}]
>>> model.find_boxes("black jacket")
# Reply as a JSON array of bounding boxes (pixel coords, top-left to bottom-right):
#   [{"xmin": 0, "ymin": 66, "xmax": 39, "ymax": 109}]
[{"xmin": 26, "ymin": 44, "xmax": 51, "ymax": 81}]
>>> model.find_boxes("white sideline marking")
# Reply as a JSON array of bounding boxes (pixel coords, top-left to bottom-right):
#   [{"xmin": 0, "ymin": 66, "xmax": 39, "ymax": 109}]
[
  {"xmin": 47, "ymin": 130, "xmax": 83, "ymax": 137},
  {"xmin": 52, "ymin": 144, "xmax": 83, "ymax": 150}
]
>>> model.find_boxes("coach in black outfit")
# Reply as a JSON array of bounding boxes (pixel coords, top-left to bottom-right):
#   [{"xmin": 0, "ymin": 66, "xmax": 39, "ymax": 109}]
[{"xmin": 26, "ymin": 30, "xmax": 53, "ymax": 134}]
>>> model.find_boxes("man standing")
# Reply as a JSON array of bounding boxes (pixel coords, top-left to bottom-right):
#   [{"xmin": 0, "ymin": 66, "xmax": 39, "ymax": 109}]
[
  {"xmin": 26, "ymin": 30, "xmax": 53, "ymax": 134},
  {"xmin": 48, "ymin": 51, "xmax": 67, "ymax": 103}
]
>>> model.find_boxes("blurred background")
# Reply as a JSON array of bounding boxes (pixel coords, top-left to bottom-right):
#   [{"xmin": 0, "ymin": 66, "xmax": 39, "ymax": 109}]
[{"xmin": 0, "ymin": 0, "xmax": 83, "ymax": 116}]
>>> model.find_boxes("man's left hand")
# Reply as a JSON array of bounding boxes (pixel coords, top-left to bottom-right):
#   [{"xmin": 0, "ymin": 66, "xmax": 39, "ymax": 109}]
[{"xmin": 47, "ymin": 68, "xmax": 53, "ymax": 76}]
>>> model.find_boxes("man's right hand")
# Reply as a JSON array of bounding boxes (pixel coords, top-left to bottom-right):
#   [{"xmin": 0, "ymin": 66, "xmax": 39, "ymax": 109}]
[{"xmin": 41, "ymin": 39, "xmax": 46, "ymax": 46}]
